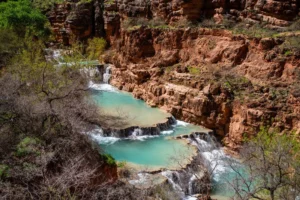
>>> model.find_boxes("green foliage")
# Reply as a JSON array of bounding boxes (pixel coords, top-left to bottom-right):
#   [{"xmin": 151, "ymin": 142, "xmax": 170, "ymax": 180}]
[
  {"xmin": 0, "ymin": 29, "xmax": 22, "ymax": 67},
  {"xmin": 86, "ymin": 37, "xmax": 107, "ymax": 60},
  {"xmin": 165, "ymin": 65, "xmax": 175, "ymax": 73},
  {"xmin": 122, "ymin": 17, "xmax": 171, "ymax": 31},
  {"xmin": 117, "ymin": 161, "xmax": 127, "ymax": 168},
  {"xmin": 280, "ymin": 36, "xmax": 300, "ymax": 51},
  {"xmin": 0, "ymin": 164, "xmax": 9, "ymax": 178},
  {"xmin": 286, "ymin": 18, "xmax": 300, "ymax": 32},
  {"xmin": 284, "ymin": 50, "xmax": 292, "ymax": 56},
  {"xmin": 232, "ymin": 23, "xmax": 276, "ymax": 38},
  {"xmin": 249, "ymin": 127, "xmax": 300, "ymax": 156},
  {"xmin": 187, "ymin": 66, "xmax": 201, "ymax": 75},
  {"xmin": 104, "ymin": 0, "xmax": 115, "ymax": 5},
  {"xmin": 238, "ymin": 127, "xmax": 300, "ymax": 199},
  {"xmin": 0, "ymin": 0, "xmax": 49, "ymax": 37},
  {"xmin": 16, "ymin": 137, "xmax": 41, "ymax": 157},
  {"xmin": 102, "ymin": 154, "xmax": 116, "ymax": 166},
  {"xmin": 32, "ymin": 0, "xmax": 64, "ymax": 11},
  {"xmin": 79, "ymin": 0, "xmax": 92, "ymax": 4}
]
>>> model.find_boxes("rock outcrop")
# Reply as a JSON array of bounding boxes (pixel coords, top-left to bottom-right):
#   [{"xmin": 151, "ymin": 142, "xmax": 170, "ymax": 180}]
[
  {"xmin": 102, "ymin": 116, "xmax": 176, "ymax": 137},
  {"xmin": 48, "ymin": 0, "xmax": 300, "ymax": 44},
  {"xmin": 47, "ymin": 0, "xmax": 300, "ymax": 149},
  {"xmin": 105, "ymin": 27, "xmax": 300, "ymax": 149},
  {"xmin": 102, "ymin": 0, "xmax": 300, "ymax": 44},
  {"xmin": 47, "ymin": 0, "xmax": 105, "ymax": 45}
]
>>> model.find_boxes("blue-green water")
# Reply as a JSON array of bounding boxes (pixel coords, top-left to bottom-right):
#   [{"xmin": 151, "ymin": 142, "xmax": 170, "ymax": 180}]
[
  {"xmin": 91, "ymin": 85, "xmax": 171, "ymax": 127},
  {"xmin": 89, "ymin": 83, "xmax": 244, "ymax": 199},
  {"xmin": 91, "ymin": 122, "xmax": 204, "ymax": 167},
  {"xmin": 89, "ymin": 84, "xmax": 208, "ymax": 167}
]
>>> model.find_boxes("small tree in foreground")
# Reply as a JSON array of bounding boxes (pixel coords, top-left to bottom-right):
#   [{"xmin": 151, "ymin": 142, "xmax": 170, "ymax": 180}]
[{"xmin": 225, "ymin": 128, "xmax": 300, "ymax": 200}]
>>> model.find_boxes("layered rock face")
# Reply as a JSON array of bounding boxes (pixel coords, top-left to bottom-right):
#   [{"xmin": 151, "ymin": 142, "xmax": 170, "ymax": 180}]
[
  {"xmin": 48, "ymin": 0, "xmax": 300, "ymax": 44},
  {"xmin": 102, "ymin": 0, "xmax": 300, "ymax": 41},
  {"xmin": 47, "ymin": 0, "xmax": 105, "ymax": 45},
  {"xmin": 47, "ymin": 0, "xmax": 300, "ymax": 149},
  {"xmin": 105, "ymin": 27, "xmax": 300, "ymax": 149}
]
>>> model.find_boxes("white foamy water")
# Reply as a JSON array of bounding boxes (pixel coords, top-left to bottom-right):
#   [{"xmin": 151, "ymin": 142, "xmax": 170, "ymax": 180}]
[
  {"xmin": 184, "ymin": 197, "xmax": 197, "ymax": 200},
  {"xmin": 127, "ymin": 134, "xmax": 159, "ymax": 141},
  {"xmin": 161, "ymin": 130, "xmax": 174, "ymax": 135},
  {"xmin": 129, "ymin": 173, "xmax": 149, "ymax": 185},
  {"xmin": 103, "ymin": 66, "xmax": 111, "ymax": 83},
  {"xmin": 201, "ymin": 150, "xmax": 228, "ymax": 181},
  {"xmin": 176, "ymin": 120, "xmax": 189, "ymax": 126},
  {"xmin": 188, "ymin": 175, "xmax": 197, "ymax": 195},
  {"xmin": 81, "ymin": 67, "xmax": 98, "ymax": 77},
  {"xmin": 88, "ymin": 81, "xmax": 118, "ymax": 92},
  {"xmin": 162, "ymin": 171, "xmax": 185, "ymax": 197},
  {"xmin": 91, "ymin": 134, "xmax": 120, "ymax": 145},
  {"xmin": 89, "ymin": 127, "xmax": 161, "ymax": 143}
]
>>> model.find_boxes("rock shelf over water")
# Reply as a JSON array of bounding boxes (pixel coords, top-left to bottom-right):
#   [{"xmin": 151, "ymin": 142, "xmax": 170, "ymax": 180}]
[{"xmin": 102, "ymin": 116, "xmax": 176, "ymax": 138}]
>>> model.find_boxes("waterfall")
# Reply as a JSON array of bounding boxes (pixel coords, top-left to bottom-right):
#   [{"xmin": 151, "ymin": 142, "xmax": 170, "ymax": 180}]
[
  {"xmin": 162, "ymin": 171, "xmax": 185, "ymax": 198},
  {"xmin": 129, "ymin": 128, "xmax": 143, "ymax": 140},
  {"xmin": 89, "ymin": 128, "xmax": 120, "ymax": 145},
  {"xmin": 103, "ymin": 65, "xmax": 111, "ymax": 83},
  {"xmin": 190, "ymin": 133, "xmax": 230, "ymax": 182},
  {"xmin": 132, "ymin": 128, "xmax": 143, "ymax": 136},
  {"xmin": 188, "ymin": 175, "xmax": 197, "ymax": 195}
]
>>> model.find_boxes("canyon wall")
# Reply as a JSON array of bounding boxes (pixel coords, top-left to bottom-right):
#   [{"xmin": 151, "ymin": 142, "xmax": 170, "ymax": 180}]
[
  {"xmin": 102, "ymin": 0, "xmax": 300, "ymax": 44},
  {"xmin": 48, "ymin": 0, "xmax": 300, "ymax": 149},
  {"xmin": 105, "ymin": 27, "xmax": 300, "ymax": 149},
  {"xmin": 47, "ymin": 0, "xmax": 105, "ymax": 45},
  {"xmin": 48, "ymin": 0, "xmax": 300, "ymax": 44}
]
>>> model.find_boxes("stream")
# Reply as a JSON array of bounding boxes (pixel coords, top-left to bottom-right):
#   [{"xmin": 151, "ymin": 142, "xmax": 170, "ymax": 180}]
[
  {"xmin": 45, "ymin": 50, "xmax": 239, "ymax": 199},
  {"xmin": 88, "ymin": 66, "xmax": 239, "ymax": 199}
]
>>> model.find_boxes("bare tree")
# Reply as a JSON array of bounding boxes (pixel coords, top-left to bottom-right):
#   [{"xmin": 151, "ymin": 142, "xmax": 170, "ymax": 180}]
[{"xmin": 224, "ymin": 128, "xmax": 300, "ymax": 200}]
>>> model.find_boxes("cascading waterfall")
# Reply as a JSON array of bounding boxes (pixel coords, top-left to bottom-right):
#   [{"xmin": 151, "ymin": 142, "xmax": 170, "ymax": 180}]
[
  {"xmin": 162, "ymin": 171, "xmax": 185, "ymax": 198},
  {"xmin": 161, "ymin": 132, "xmax": 230, "ymax": 198},
  {"xmin": 103, "ymin": 65, "xmax": 112, "ymax": 83},
  {"xmin": 129, "ymin": 128, "xmax": 143, "ymax": 139},
  {"xmin": 88, "ymin": 73, "xmax": 236, "ymax": 199},
  {"xmin": 188, "ymin": 175, "xmax": 197, "ymax": 195}
]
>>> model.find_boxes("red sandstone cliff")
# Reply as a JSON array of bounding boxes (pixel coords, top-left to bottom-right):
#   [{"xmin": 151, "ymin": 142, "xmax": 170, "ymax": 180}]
[
  {"xmin": 104, "ymin": 27, "xmax": 300, "ymax": 149},
  {"xmin": 48, "ymin": 0, "xmax": 300, "ymax": 149}
]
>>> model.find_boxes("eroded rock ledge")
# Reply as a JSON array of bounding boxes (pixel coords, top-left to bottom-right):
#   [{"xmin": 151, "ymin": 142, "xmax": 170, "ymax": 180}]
[
  {"xmin": 105, "ymin": 27, "xmax": 300, "ymax": 150},
  {"xmin": 102, "ymin": 116, "xmax": 176, "ymax": 137}
]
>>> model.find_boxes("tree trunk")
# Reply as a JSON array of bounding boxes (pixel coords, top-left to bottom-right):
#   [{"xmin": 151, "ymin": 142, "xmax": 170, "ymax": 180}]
[{"xmin": 270, "ymin": 190, "xmax": 275, "ymax": 200}]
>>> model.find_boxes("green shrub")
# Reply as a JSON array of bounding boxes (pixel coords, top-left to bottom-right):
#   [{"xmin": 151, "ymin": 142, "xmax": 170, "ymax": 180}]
[
  {"xmin": 286, "ymin": 18, "xmax": 300, "ymax": 32},
  {"xmin": 148, "ymin": 17, "xmax": 169, "ymax": 29},
  {"xmin": 78, "ymin": 0, "xmax": 93, "ymax": 4},
  {"xmin": 104, "ymin": 0, "xmax": 115, "ymax": 5},
  {"xmin": 16, "ymin": 137, "xmax": 41, "ymax": 157},
  {"xmin": 200, "ymin": 19, "xmax": 218, "ymax": 29},
  {"xmin": 187, "ymin": 66, "xmax": 201, "ymax": 75},
  {"xmin": 117, "ymin": 161, "xmax": 127, "ymax": 168},
  {"xmin": 122, "ymin": 17, "xmax": 170, "ymax": 31},
  {"xmin": 32, "ymin": 0, "xmax": 64, "ymax": 11},
  {"xmin": 102, "ymin": 154, "xmax": 116, "ymax": 166},
  {"xmin": 86, "ymin": 37, "xmax": 107, "ymax": 60},
  {"xmin": 280, "ymin": 36, "xmax": 300, "ymax": 51},
  {"xmin": 0, "ymin": 0, "xmax": 49, "ymax": 37},
  {"xmin": 0, "ymin": 164, "xmax": 9, "ymax": 178},
  {"xmin": 232, "ymin": 23, "xmax": 276, "ymax": 38},
  {"xmin": 284, "ymin": 50, "xmax": 292, "ymax": 56}
]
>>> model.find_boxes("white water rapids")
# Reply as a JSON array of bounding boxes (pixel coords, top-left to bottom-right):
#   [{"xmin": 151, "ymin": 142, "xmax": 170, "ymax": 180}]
[{"xmin": 87, "ymin": 67, "xmax": 235, "ymax": 199}]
